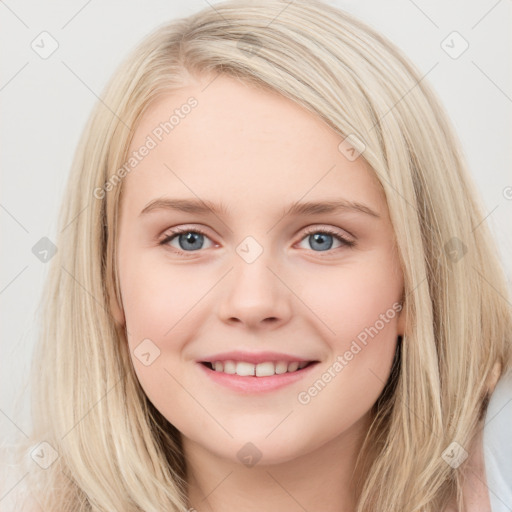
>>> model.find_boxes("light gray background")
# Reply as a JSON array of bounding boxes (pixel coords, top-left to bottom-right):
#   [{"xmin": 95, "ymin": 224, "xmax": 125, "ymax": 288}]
[{"xmin": 1, "ymin": 0, "xmax": 511, "ymax": 446}]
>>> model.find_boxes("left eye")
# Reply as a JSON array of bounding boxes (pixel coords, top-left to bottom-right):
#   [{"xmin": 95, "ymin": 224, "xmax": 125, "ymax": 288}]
[
  {"xmin": 160, "ymin": 227, "xmax": 354, "ymax": 253},
  {"xmin": 297, "ymin": 229, "xmax": 354, "ymax": 252}
]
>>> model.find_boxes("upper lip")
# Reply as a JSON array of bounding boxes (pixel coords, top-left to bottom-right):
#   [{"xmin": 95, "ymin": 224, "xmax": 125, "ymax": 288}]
[{"xmin": 199, "ymin": 351, "xmax": 317, "ymax": 365}]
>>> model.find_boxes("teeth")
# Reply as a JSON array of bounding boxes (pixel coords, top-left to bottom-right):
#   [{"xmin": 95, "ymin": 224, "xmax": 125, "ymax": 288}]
[
  {"xmin": 287, "ymin": 362, "xmax": 299, "ymax": 372},
  {"xmin": 209, "ymin": 360, "xmax": 310, "ymax": 377},
  {"xmin": 236, "ymin": 361, "xmax": 255, "ymax": 376},
  {"xmin": 275, "ymin": 362, "xmax": 288, "ymax": 374},
  {"xmin": 223, "ymin": 360, "xmax": 236, "ymax": 374},
  {"xmin": 255, "ymin": 362, "xmax": 275, "ymax": 377}
]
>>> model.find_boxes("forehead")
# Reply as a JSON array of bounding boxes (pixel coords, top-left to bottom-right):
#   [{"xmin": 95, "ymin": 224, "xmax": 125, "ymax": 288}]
[{"xmin": 122, "ymin": 74, "xmax": 384, "ymax": 215}]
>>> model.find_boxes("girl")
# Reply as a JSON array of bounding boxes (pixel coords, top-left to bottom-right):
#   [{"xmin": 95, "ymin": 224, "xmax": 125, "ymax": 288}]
[{"xmin": 14, "ymin": 0, "xmax": 512, "ymax": 510}]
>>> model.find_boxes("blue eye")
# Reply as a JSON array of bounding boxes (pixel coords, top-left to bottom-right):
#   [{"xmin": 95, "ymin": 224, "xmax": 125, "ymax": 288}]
[
  {"xmin": 160, "ymin": 226, "xmax": 355, "ymax": 255},
  {"xmin": 160, "ymin": 229, "xmax": 214, "ymax": 252},
  {"xmin": 298, "ymin": 229, "xmax": 355, "ymax": 252},
  {"xmin": 307, "ymin": 232, "xmax": 335, "ymax": 251}
]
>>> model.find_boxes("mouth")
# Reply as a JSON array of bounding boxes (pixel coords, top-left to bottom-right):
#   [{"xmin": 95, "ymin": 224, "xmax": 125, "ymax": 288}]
[
  {"xmin": 197, "ymin": 358, "xmax": 320, "ymax": 394},
  {"xmin": 199, "ymin": 360, "xmax": 318, "ymax": 377}
]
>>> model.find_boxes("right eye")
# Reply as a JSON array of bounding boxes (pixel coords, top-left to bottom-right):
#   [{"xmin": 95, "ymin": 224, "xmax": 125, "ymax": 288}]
[{"xmin": 160, "ymin": 227, "xmax": 215, "ymax": 254}]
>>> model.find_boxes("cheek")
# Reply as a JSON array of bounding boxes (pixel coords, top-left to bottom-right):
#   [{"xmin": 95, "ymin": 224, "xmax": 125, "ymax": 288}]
[
  {"xmin": 119, "ymin": 257, "xmax": 206, "ymax": 435},
  {"xmin": 120, "ymin": 254, "xmax": 207, "ymax": 339},
  {"xmin": 299, "ymin": 253, "xmax": 403, "ymax": 343},
  {"xmin": 293, "ymin": 256, "xmax": 402, "ymax": 406},
  {"xmin": 118, "ymin": 254, "xmax": 197, "ymax": 389}
]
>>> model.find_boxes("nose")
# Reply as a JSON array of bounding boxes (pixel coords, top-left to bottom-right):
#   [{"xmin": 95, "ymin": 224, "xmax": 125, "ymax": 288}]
[{"xmin": 216, "ymin": 250, "xmax": 293, "ymax": 330}]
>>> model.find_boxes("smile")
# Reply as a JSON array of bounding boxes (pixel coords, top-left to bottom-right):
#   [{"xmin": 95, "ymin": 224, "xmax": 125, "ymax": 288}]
[
  {"xmin": 197, "ymin": 359, "xmax": 320, "ymax": 394},
  {"xmin": 201, "ymin": 360, "xmax": 313, "ymax": 377}
]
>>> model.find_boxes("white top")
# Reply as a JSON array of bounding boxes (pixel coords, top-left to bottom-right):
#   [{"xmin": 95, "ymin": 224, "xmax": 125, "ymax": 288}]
[{"xmin": 483, "ymin": 368, "xmax": 512, "ymax": 512}]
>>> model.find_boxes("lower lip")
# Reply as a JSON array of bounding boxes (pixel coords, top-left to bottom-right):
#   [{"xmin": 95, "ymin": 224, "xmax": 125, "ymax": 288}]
[{"xmin": 197, "ymin": 362, "xmax": 319, "ymax": 394}]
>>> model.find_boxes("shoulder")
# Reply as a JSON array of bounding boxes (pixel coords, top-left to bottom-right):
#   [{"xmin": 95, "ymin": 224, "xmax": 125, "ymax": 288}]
[
  {"xmin": 482, "ymin": 367, "xmax": 512, "ymax": 511},
  {"xmin": 445, "ymin": 368, "xmax": 512, "ymax": 512},
  {"xmin": 444, "ymin": 420, "xmax": 491, "ymax": 512},
  {"xmin": 459, "ymin": 421, "xmax": 492, "ymax": 512}
]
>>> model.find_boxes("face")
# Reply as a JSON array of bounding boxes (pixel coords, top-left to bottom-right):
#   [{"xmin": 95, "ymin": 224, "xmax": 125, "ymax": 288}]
[{"xmin": 114, "ymin": 73, "xmax": 405, "ymax": 466}]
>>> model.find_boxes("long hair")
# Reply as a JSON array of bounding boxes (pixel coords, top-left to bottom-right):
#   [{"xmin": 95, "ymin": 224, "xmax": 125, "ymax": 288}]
[{"xmin": 21, "ymin": 1, "xmax": 512, "ymax": 510}]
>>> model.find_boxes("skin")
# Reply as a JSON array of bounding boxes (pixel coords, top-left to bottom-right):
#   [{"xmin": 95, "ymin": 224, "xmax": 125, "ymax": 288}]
[{"xmin": 114, "ymin": 72, "xmax": 408, "ymax": 512}]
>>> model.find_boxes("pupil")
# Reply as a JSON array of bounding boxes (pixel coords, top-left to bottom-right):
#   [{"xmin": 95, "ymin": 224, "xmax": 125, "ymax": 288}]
[
  {"xmin": 179, "ymin": 232, "xmax": 203, "ymax": 251},
  {"xmin": 310, "ymin": 233, "xmax": 333, "ymax": 251}
]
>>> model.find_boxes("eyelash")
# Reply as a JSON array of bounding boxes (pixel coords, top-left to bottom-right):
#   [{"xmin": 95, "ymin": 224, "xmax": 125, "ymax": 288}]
[{"xmin": 159, "ymin": 225, "xmax": 355, "ymax": 256}]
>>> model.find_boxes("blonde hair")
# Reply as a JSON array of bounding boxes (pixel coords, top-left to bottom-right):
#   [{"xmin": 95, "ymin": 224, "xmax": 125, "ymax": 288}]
[{"xmin": 20, "ymin": 0, "xmax": 512, "ymax": 510}]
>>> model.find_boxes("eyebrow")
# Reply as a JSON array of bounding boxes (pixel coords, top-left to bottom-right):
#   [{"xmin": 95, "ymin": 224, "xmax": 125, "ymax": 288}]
[{"xmin": 139, "ymin": 197, "xmax": 380, "ymax": 219}]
